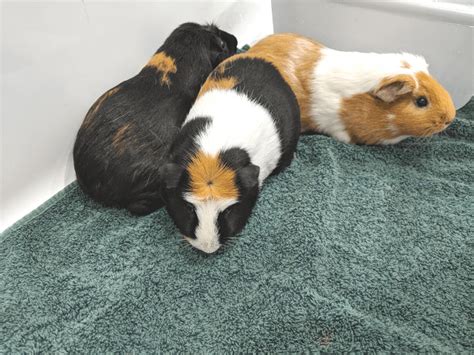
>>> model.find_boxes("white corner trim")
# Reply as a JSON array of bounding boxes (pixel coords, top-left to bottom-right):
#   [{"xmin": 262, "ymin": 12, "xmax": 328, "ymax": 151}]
[{"xmin": 332, "ymin": 0, "xmax": 474, "ymax": 26}]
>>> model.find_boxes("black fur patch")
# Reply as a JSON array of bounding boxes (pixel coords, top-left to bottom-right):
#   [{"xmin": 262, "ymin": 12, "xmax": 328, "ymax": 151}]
[
  {"xmin": 219, "ymin": 147, "xmax": 251, "ymax": 170},
  {"xmin": 162, "ymin": 185, "xmax": 198, "ymax": 239},
  {"xmin": 217, "ymin": 167, "xmax": 259, "ymax": 244},
  {"xmin": 167, "ymin": 116, "xmax": 212, "ymax": 166},
  {"xmin": 73, "ymin": 23, "xmax": 237, "ymax": 215}
]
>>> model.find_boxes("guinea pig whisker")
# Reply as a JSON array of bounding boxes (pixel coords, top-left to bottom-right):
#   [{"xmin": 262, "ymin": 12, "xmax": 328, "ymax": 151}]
[
  {"xmin": 145, "ymin": 174, "xmax": 152, "ymax": 187},
  {"xmin": 148, "ymin": 129, "xmax": 160, "ymax": 140},
  {"xmin": 178, "ymin": 238, "xmax": 187, "ymax": 244},
  {"xmin": 224, "ymin": 235, "xmax": 241, "ymax": 249},
  {"xmin": 110, "ymin": 111, "xmax": 131, "ymax": 123}
]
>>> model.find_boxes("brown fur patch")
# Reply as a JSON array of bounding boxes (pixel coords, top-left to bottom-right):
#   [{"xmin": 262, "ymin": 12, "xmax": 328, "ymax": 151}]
[
  {"xmin": 112, "ymin": 123, "xmax": 131, "ymax": 154},
  {"xmin": 340, "ymin": 93, "xmax": 402, "ymax": 144},
  {"xmin": 340, "ymin": 72, "xmax": 456, "ymax": 144},
  {"xmin": 187, "ymin": 151, "xmax": 238, "ymax": 200},
  {"xmin": 197, "ymin": 76, "xmax": 237, "ymax": 98},
  {"xmin": 216, "ymin": 63, "xmax": 227, "ymax": 75},
  {"xmin": 83, "ymin": 87, "xmax": 120, "ymax": 128},
  {"xmin": 146, "ymin": 51, "xmax": 177, "ymax": 86},
  {"xmin": 224, "ymin": 33, "xmax": 323, "ymax": 133}
]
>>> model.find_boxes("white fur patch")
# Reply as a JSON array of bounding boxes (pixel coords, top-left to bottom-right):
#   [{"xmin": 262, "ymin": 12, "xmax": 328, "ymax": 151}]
[
  {"xmin": 184, "ymin": 195, "xmax": 236, "ymax": 254},
  {"xmin": 388, "ymin": 123, "xmax": 399, "ymax": 135},
  {"xmin": 186, "ymin": 89, "xmax": 282, "ymax": 186},
  {"xmin": 309, "ymin": 49, "xmax": 429, "ymax": 143},
  {"xmin": 386, "ymin": 114, "xmax": 396, "ymax": 120},
  {"xmin": 380, "ymin": 135, "xmax": 410, "ymax": 145}
]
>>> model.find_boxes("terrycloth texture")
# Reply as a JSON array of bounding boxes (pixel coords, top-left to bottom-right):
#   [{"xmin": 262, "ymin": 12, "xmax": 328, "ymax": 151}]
[{"xmin": 1, "ymin": 100, "xmax": 473, "ymax": 353}]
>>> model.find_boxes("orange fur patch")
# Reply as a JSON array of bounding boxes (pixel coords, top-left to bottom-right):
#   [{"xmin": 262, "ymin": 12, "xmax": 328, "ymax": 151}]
[
  {"xmin": 197, "ymin": 76, "xmax": 237, "ymax": 98},
  {"xmin": 146, "ymin": 51, "xmax": 177, "ymax": 86},
  {"xmin": 224, "ymin": 33, "xmax": 323, "ymax": 133},
  {"xmin": 187, "ymin": 151, "xmax": 238, "ymax": 200},
  {"xmin": 83, "ymin": 87, "xmax": 120, "ymax": 128},
  {"xmin": 216, "ymin": 63, "xmax": 226, "ymax": 75},
  {"xmin": 112, "ymin": 123, "xmax": 131, "ymax": 154},
  {"xmin": 340, "ymin": 72, "xmax": 456, "ymax": 144},
  {"xmin": 340, "ymin": 93, "xmax": 401, "ymax": 144}
]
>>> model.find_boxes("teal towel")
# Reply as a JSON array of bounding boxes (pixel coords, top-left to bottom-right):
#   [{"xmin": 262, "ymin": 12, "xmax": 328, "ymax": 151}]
[
  {"xmin": 1, "ymin": 99, "xmax": 472, "ymax": 352},
  {"xmin": 237, "ymin": 44, "xmax": 251, "ymax": 53}
]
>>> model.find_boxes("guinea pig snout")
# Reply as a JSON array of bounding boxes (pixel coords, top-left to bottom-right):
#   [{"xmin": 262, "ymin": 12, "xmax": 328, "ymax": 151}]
[
  {"xmin": 184, "ymin": 235, "xmax": 220, "ymax": 254},
  {"xmin": 439, "ymin": 113, "xmax": 455, "ymax": 127},
  {"xmin": 444, "ymin": 113, "xmax": 455, "ymax": 125},
  {"xmin": 444, "ymin": 101, "xmax": 457, "ymax": 125}
]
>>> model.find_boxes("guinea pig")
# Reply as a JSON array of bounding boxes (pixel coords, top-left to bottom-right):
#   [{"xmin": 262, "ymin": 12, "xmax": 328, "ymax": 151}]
[
  {"xmin": 73, "ymin": 23, "xmax": 237, "ymax": 215},
  {"xmin": 160, "ymin": 55, "xmax": 301, "ymax": 254},
  {"xmin": 239, "ymin": 33, "xmax": 456, "ymax": 145}
]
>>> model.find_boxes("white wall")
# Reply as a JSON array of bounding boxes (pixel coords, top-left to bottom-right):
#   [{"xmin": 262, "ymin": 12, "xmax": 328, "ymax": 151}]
[{"xmin": 1, "ymin": 0, "xmax": 273, "ymax": 231}]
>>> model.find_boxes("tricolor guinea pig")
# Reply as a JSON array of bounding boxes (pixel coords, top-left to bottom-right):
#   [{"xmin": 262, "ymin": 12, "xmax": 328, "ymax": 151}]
[
  {"xmin": 241, "ymin": 33, "xmax": 456, "ymax": 145},
  {"xmin": 73, "ymin": 23, "xmax": 237, "ymax": 215},
  {"xmin": 160, "ymin": 55, "xmax": 301, "ymax": 254}
]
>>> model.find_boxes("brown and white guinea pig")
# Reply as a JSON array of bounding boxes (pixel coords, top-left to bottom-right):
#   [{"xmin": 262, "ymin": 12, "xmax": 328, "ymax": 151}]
[
  {"xmin": 160, "ymin": 53, "xmax": 301, "ymax": 254},
  {"xmin": 240, "ymin": 33, "xmax": 456, "ymax": 145},
  {"xmin": 73, "ymin": 23, "xmax": 237, "ymax": 215}
]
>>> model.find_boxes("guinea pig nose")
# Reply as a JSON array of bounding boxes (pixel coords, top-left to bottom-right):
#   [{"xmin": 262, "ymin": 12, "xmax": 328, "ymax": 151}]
[
  {"xmin": 444, "ymin": 116, "xmax": 454, "ymax": 125},
  {"xmin": 199, "ymin": 244, "xmax": 219, "ymax": 254}
]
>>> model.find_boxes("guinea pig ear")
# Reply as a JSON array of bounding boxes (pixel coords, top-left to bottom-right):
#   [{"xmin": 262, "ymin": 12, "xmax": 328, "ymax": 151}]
[
  {"xmin": 159, "ymin": 163, "xmax": 184, "ymax": 189},
  {"xmin": 209, "ymin": 31, "xmax": 237, "ymax": 65},
  {"xmin": 218, "ymin": 29, "xmax": 238, "ymax": 53},
  {"xmin": 373, "ymin": 74, "xmax": 416, "ymax": 103},
  {"xmin": 237, "ymin": 164, "xmax": 260, "ymax": 191}
]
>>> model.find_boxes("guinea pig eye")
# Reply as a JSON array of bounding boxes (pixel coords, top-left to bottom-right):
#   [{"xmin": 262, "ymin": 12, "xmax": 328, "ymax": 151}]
[
  {"xmin": 415, "ymin": 96, "xmax": 428, "ymax": 108},
  {"xmin": 218, "ymin": 38, "xmax": 227, "ymax": 51},
  {"xmin": 185, "ymin": 202, "xmax": 195, "ymax": 213}
]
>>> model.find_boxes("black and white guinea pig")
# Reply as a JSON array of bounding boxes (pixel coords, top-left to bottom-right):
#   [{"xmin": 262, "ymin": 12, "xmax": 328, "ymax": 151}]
[
  {"xmin": 73, "ymin": 23, "xmax": 237, "ymax": 215},
  {"xmin": 160, "ymin": 55, "xmax": 301, "ymax": 254}
]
